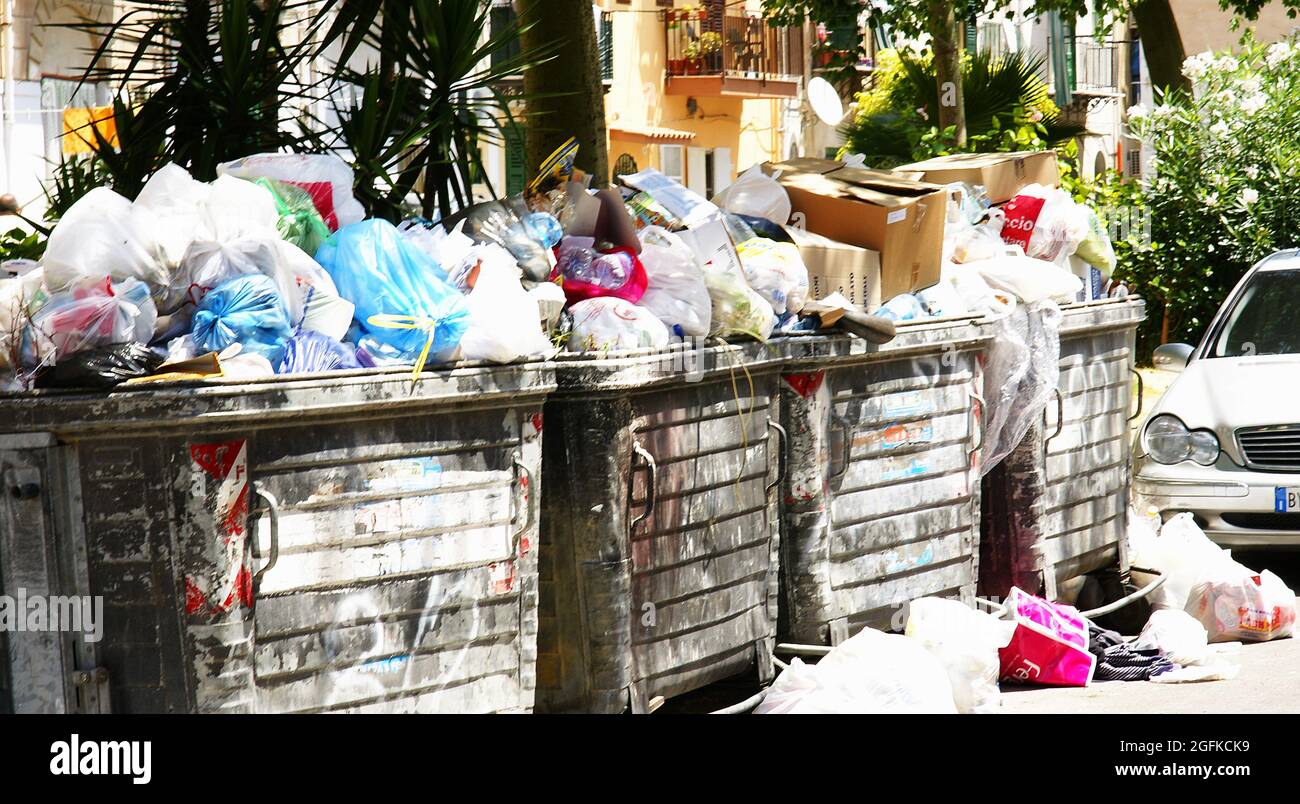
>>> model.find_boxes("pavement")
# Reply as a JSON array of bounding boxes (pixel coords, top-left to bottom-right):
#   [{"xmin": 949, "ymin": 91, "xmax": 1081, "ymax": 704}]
[{"xmin": 1002, "ymin": 368, "xmax": 1300, "ymax": 714}]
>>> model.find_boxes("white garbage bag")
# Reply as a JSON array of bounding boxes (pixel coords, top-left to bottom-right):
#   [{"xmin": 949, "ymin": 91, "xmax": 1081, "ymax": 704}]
[
  {"xmin": 954, "ymin": 255, "xmax": 1082, "ymax": 305},
  {"xmin": 1188, "ymin": 568, "xmax": 1296, "ymax": 643},
  {"xmin": 637, "ymin": 226, "xmax": 712, "ymax": 337},
  {"xmin": 756, "ymin": 627, "xmax": 957, "ymax": 714},
  {"xmin": 568, "ymin": 297, "xmax": 669, "ymax": 352},
  {"xmin": 710, "ymin": 164, "xmax": 792, "ymax": 225},
  {"xmin": 905, "ymin": 597, "xmax": 1016, "ymax": 714},
  {"xmin": 42, "ymin": 187, "xmax": 170, "ymax": 295},
  {"xmin": 1134, "ymin": 609, "xmax": 1210, "ymax": 666},
  {"xmin": 218, "ymin": 152, "xmax": 365, "ymax": 230},
  {"xmin": 458, "ymin": 258, "xmax": 554, "ymax": 363}
]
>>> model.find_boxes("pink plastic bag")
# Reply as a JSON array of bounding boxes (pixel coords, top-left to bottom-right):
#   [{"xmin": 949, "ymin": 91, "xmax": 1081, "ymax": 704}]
[{"xmin": 997, "ymin": 587, "xmax": 1096, "ymax": 687}]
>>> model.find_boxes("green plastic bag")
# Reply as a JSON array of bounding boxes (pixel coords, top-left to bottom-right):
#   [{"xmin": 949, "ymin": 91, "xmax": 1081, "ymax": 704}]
[{"xmin": 255, "ymin": 177, "xmax": 331, "ymax": 255}]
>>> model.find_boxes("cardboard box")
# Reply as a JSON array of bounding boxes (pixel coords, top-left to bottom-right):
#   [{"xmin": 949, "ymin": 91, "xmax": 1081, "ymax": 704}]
[
  {"xmin": 893, "ymin": 150, "xmax": 1059, "ymax": 204},
  {"xmin": 783, "ymin": 226, "xmax": 882, "ymax": 311},
  {"xmin": 765, "ymin": 158, "xmax": 946, "ymax": 300}
]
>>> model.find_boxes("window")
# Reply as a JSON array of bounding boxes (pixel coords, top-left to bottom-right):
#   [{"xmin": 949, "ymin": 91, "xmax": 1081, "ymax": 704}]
[
  {"xmin": 1208, "ymin": 270, "xmax": 1300, "ymax": 358},
  {"xmin": 659, "ymin": 144, "xmax": 684, "ymax": 183},
  {"xmin": 490, "ymin": 2, "xmax": 522, "ymax": 71},
  {"xmin": 599, "ymin": 11, "xmax": 614, "ymax": 82}
]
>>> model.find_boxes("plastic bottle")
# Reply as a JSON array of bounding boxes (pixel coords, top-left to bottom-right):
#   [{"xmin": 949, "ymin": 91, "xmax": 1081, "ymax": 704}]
[{"xmin": 874, "ymin": 293, "xmax": 926, "ymax": 323}]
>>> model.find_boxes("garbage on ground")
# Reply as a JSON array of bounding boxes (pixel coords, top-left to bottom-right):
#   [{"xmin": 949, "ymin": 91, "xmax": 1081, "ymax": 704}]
[
  {"xmin": 756, "ymin": 627, "xmax": 957, "ymax": 714},
  {"xmin": 905, "ymin": 597, "xmax": 1015, "ymax": 714},
  {"xmin": 998, "ymin": 587, "xmax": 1096, "ymax": 687},
  {"xmin": 1087, "ymin": 621, "xmax": 1175, "ymax": 681}
]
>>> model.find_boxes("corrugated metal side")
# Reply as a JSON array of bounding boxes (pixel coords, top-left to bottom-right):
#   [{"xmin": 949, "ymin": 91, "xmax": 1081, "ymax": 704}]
[
  {"xmin": 247, "ymin": 408, "xmax": 542, "ymax": 714},
  {"xmin": 779, "ymin": 338, "xmax": 983, "ymax": 644},
  {"xmin": 538, "ymin": 345, "xmax": 782, "ymax": 713},
  {"xmin": 626, "ymin": 378, "xmax": 780, "ymax": 706},
  {"xmin": 1041, "ymin": 311, "xmax": 1139, "ymax": 589}
]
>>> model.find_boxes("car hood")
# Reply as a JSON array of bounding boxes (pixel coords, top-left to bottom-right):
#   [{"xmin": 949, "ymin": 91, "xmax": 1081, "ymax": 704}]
[{"xmin": 1151, "ymin": 355, "xmax": 1300, "ymax": 463}]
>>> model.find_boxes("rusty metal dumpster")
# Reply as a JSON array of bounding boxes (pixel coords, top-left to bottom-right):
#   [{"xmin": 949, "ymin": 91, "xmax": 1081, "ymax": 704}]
[
  {"xmin": 0, "ymin": 361, "xmax": 552, "ymax": 713},
  {"xmin": 979, "ymin": 297, "xmax": 1146, "ymax": 601},
  {"xmin": 775, "ymin": 318, "xmax": 989, "ymax": 645},
  {"xmin": 536, "ymin": 341, "xmax": 785, "ymax": 713}
]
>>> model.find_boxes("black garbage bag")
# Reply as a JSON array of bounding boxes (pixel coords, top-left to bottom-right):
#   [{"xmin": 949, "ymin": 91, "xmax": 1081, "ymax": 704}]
[{"xmin": 34, "ymin": 343, "xmax": 165, "ymax": 390}]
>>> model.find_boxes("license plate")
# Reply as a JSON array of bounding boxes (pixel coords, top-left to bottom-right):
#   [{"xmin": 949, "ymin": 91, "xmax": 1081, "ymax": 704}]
[{"xmin": 1275, "ymin": 487, "xmax": 1300, "ymax": 512}]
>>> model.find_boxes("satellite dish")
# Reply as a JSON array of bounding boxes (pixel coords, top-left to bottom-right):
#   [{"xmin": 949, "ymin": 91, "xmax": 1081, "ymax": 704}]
[{"xmin": 807, "ymin": 77, "xmax": 846, "ymax": 126}]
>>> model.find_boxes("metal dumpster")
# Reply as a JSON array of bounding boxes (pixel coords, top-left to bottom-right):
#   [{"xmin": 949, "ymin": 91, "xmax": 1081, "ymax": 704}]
[
  {"xmin": 536, "ymin": 341, "xmax": 785, "ymax": 713},
  {"xmin": 980, "ymin": 297, "xmax": 1146, "ymax": 601},
  {"xmin": 775, "ymin": 318, "xmax": 989, "ymax": 645},
  {"xmin": 0, "ymin": 361, "xmax": 553, "ymax": 713}
]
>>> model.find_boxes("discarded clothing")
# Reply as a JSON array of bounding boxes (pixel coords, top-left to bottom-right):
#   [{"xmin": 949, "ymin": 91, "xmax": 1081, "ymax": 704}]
[{"xmin": 1088, "ymin": 623, "xmax": 1174, "ymax": 682}]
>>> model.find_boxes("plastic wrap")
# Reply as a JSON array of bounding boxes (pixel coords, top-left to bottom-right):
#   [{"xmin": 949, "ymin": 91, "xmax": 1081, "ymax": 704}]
[
  {"xmin": 979, "ymin": 300, "xmax": 1061, "ymax": 476},
  {"xmin": 27, "ymin": 276, "xmax": 158, "ymax": 367},
  {"xmin": 192, "ymin": 274, "xmax": 293, "ymax": 365},
  {"xmin": 315, "ymin": 219, "xmax": 470, "ymax": 365},
  {"xmin": 636, "ymin": 226, "xmax": 712, "ymax": 337},
  {"xmin": 277, "ymin": 330, "xmax": 362, "ymax": 374}
]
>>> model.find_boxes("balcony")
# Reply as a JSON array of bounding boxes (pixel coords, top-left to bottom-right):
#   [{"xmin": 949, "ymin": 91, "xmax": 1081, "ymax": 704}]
[{"xmin": 664, "ymin": 8, "xmax": 804, "ymax": 99}]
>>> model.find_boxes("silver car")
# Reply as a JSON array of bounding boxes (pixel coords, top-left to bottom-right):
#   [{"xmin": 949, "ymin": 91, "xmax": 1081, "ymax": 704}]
[{"xmin": 1133, "ymin": 249, "xmax": 1300, "ymax": 546}]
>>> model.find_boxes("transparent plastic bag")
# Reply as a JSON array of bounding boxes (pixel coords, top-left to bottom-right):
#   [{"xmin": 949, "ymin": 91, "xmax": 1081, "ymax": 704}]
[
  {"xmin": 315, "ymin": 219, "xmax": 470, "ymax": 364},
  {"xmin": 42, "ymin": 187, "xmax": 170, "ymax": 295},
  {"xmin": 558, "ymin": 238, "xmax": 648, "ymax": 305},
  {"xmin": 461, "ymin": 200, "xmax": 553, "ymax": 283},
  {"xmin": 905, "ymin": 597, "xmax": 1015, "ymax": 714},
  {"xmin": 1188, "ymin": 567, "xmax": 1296, "ymax": 643},
  {"xmin": 192, "ymin": 274, "xmax": 293, "ymax": 366},
  {"xmin": 979, "ymin": 300, "xmax": 1061, "ymax": 475},
  {"xmin": 255, "ymin": 177, "xmax": 332, "ymax": 255},
  {"xmin": 735, "ymin": 237, "xmax": 809, "ymax": 315},
  {"xmin": 568, "ymin": 297, "xmax": 669, "ymax": 353},
  {"xmin": 711, "ymin": 165, "xmax": 792, "ymax": 225},
  {"xmin": 704, "ymin": 260, "xmax": 775, "ymax": 342},
  {"xmin": 218, "ymin": 153, "xmax": 364, "ymax": 230},
  {"xmin": 132, "ymin": 162, "xmax": 212, "ymax": 270},
  {"xmin": 0, "ymin": 268, "xmax": 47, "ymax": 370},
  {"xmin": 458, "ymin": 258, "xmax": 553, "ymax": 364},
  {"xmin": 637, "ymin": 226, "xmax": 712, "ymax": 337},
  {"xmin": 27, "ymin": 276, "xmax": 158, "ymax": 367},
  {"xmin": 166, "ymin": 238, "xmax": 281, "ymax": 314},
  {"xmin": 1000, "ymin": 184, "xmax": 1090, "ymax": 267}
]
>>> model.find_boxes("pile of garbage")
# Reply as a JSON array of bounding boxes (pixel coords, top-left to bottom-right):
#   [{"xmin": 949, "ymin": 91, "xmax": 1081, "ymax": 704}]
[
  {"xmin": 0, "ymin": 140, "xmax": 910, "ymax": 392},
  {"xmin": 755, "ymin": 509, "xmax": 1293, "ymax": 714}
]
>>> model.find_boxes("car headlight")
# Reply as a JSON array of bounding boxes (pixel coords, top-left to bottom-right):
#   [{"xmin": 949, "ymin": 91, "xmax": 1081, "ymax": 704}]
[{"xmin": 1143, "ymin": 414, "xmax": 1220, "ymax": 466}]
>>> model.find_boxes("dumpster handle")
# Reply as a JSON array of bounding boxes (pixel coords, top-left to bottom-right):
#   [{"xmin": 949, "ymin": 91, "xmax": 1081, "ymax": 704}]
[
  {"xmin": 511, "ymin": 453, "xmax": 533, "ymax": 554},
  {"xmin": 766, "ymin": 419, "xmax": 787, "ymax": 494},
  {"xmin": 968, "ymin": 389, "xmax": 985, "ymax": 458},
  {"xmin": 630, "ymin": 442, "xmax": 657, "ymax": 534},
  {"xmin": 1043, "ymin": 387, "xmax": 1064, "ymax": 450},
  {"xmin": 251, "ymin": 483, "xmax": 280, "ymax": 587},
  {"xmin": 830, "ymin": 414, "xmax": 851, "ymax": 483},
  {"xmin": 1129, "ymin": 367, "xmax": 1144, "ymax": 422}
]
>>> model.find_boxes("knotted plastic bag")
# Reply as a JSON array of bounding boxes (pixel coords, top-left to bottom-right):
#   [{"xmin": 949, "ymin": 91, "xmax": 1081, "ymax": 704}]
[
  {"xmin": 568, "ymin": 297, "xmax": 669, "ymax": 352},
  {"xmin": 711, "ymin": 165, "xmax": 792, "ymax": 225},
  {"xmin": 27, "ymin": 276, "xmax": 158, "ymax": 367},
  {"xmin": 735, "ymin": 237, "xmax": 809, "ymax": 315},
  {"xmin": 315, "ymin": 219, "xmax": 470, "ymax": 369},
  {"xmin": 192, "ymin": 274, "xmax": 292, "ymax": 366},
  {"xmin": 42, "ymin": 188, "xmax": 170, "ymax": 296}
]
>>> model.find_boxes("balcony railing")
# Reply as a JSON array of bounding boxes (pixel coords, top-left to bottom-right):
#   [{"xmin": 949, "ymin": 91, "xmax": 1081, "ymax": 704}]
[
  {"xmin": 664, "ymin": 8, "xmax": 803, "ymax": 97},
  {"xmin": 1049, "ymin": 35, "xmax": 1129, "ymax": 95}
]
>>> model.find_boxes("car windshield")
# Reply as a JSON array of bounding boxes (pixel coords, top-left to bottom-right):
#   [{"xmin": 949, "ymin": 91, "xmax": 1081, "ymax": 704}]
[{"xmin": 1208, "ymin": 269, "xmax": 1300, "ymax": 358}]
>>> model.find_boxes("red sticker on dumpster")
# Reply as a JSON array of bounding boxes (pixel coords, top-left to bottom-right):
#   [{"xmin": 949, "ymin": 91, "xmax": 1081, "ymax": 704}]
[{"xmin": 184, "ymin": 440, "xmax": 253, "ymax": 616}]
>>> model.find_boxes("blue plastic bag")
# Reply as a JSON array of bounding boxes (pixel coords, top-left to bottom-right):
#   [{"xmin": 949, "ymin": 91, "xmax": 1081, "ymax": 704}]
[
  {"xmin": 192, "ymin": 274, "xmax": 293, "ymax": 365},
  {"xmin": 277, "ymin": 330, "xmax": 362, "ymax": 375},
  {"xmin": 315, "ymin": 219, "xmax": 470, "ymax": 366}
]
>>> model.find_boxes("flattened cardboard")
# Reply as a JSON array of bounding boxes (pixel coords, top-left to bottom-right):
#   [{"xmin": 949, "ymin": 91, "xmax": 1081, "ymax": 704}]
[
  {"xmin": 893, "ymin": 150, "xmax": 1059, "ymax": 204},
  {"xmin": 766, "ymin": 157, "xmax": 945, "ymax": 299}
]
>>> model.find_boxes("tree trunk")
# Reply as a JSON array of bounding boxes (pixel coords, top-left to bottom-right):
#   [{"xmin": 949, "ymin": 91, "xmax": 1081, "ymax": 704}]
[
  {"xmin": 517, "ymin": 0, "xmax": 609, "ymax": 187},
  {"xmin": 926, "ymin": 0, "xmax": 966, "ymax": 146},
  {"xmin": 1131, "ymin": 0, "xmax": 1191, "ymax": 98}
]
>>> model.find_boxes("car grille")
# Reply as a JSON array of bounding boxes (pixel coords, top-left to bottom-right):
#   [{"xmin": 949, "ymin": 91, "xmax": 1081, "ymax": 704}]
[{"xmin": 1237, "ymin": 425, "xmax": 1300, "ymax": 471}]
